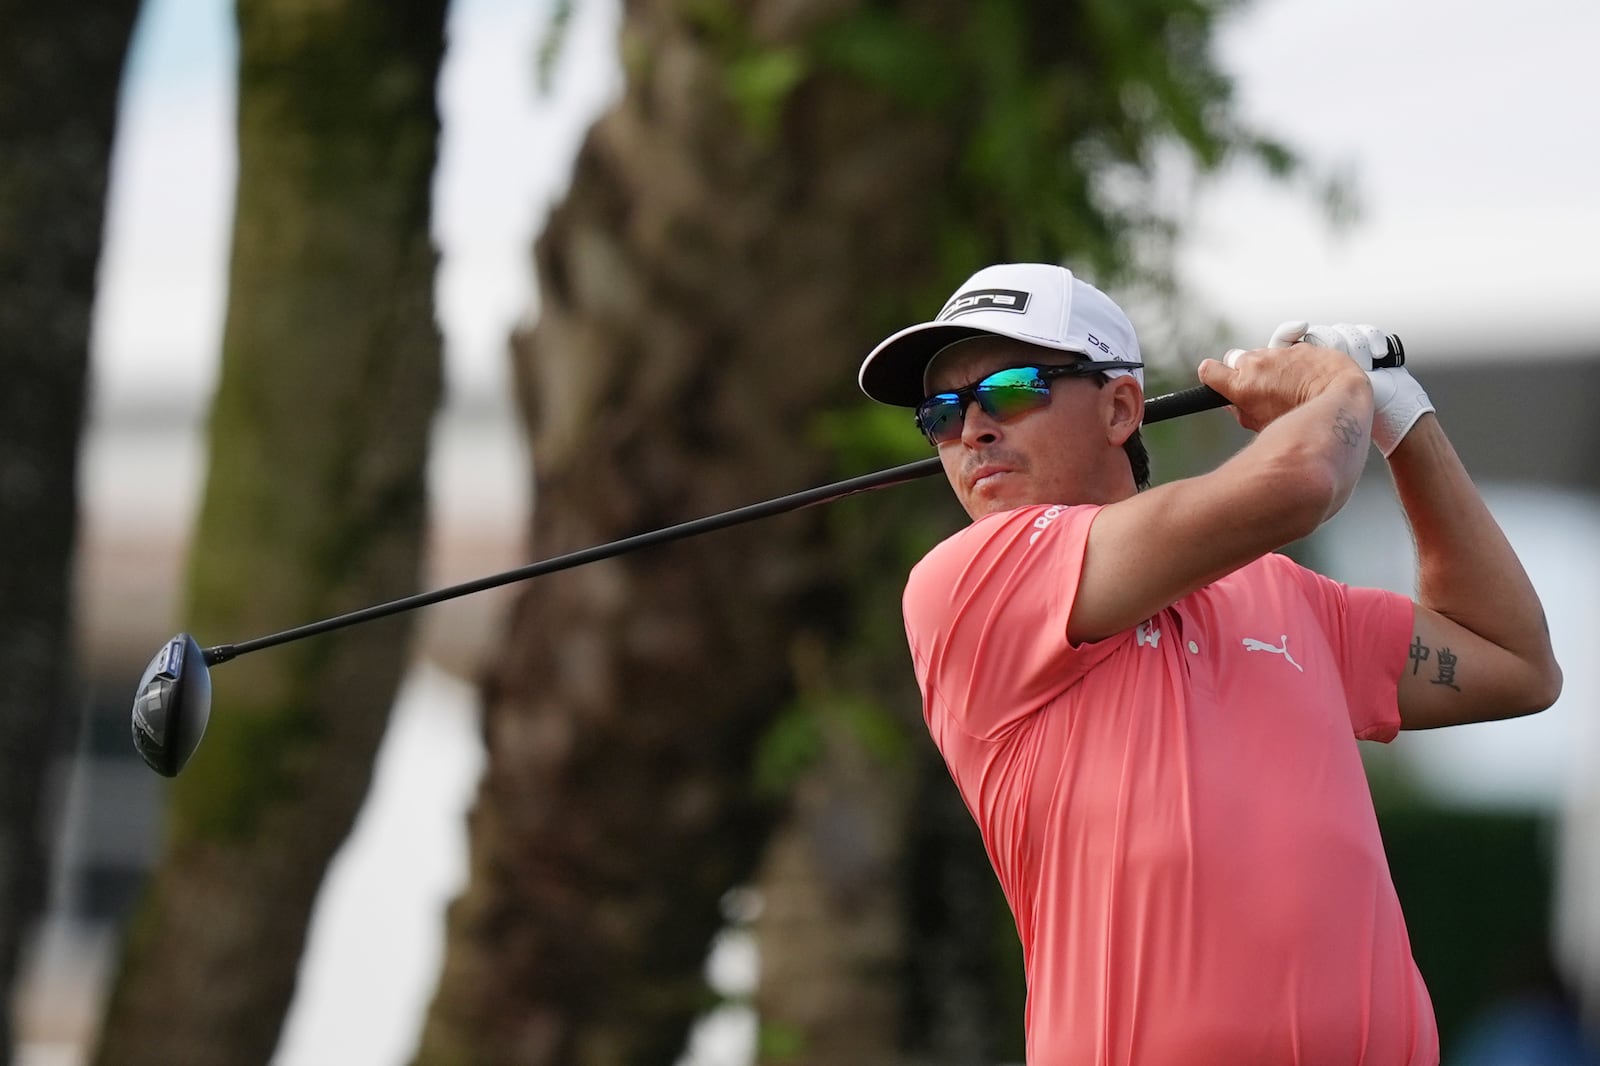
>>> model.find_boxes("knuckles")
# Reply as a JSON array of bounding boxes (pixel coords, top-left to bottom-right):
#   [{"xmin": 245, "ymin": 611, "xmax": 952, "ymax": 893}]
[{"xmin": 1202, "ymin": 340, "xmax": 1368, "ymax": 431}]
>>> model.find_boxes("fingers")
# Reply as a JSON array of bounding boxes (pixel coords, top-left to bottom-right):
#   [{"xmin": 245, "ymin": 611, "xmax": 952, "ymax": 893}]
[
  {"xmin": 1302, "ymin": 324, "xmax": 1354, "ymax": 357},
  {"xmin": 1197, "ymin": 356, "xmax": 1234, "ymax": 388},
  {"xmin": 1266, "ymin": 320, "xmax": 1309, "ymax": 349},
  {"xmin": 1224, "ymin": 318, "xmax": 1410, "ymax": 447},
  {"xmin": 1302, "ymin": 323, "xmax": 1392, "ymax": 369},
  {"xmin": 1198, "ymin": 346, "xmax": 1259, "ymax": 394},
  {"xmin": 1203, "ymin": 335, "xmax": 1369, "ymax": 427}
]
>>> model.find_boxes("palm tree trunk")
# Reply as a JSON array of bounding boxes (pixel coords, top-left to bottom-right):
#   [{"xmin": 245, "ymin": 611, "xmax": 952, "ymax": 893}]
[
  {"xmin": 92, "ymin": 4, "xmax": 447, "ymax": 1063},
  {"xmin": 416, "ymin": 1, "xmax": 960, "ymax": 1060},
  {"xmin": 749, "ymin": 711, "xmax": 915, "ymax": 1064},
  {"xmin": 0, "ymin": 4, "xmax": 140, "ymax": 1062}
]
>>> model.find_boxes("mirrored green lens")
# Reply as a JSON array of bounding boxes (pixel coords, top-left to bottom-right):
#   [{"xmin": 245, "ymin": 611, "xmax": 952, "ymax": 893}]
[
  {"xmin": 975, "ymin": 368, "xmax": 1052, "ymax": 421},
  {"xmin": 915, "ymin": 366, "xmax": 1055, "ymax": 445}
]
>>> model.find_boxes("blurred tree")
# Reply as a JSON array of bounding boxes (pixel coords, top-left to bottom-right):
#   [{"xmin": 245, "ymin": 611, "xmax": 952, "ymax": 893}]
[
  {"xmin": 421, "ymin": 0, "xmax": 1296, "ymax": 1062},
  {"xmin": 0, "ymin": 3, "xmax": 140, "ymax": 1062},
  {"xmin": 90, "ymin": 2, "xmax": 446, "ymax": 1064}
]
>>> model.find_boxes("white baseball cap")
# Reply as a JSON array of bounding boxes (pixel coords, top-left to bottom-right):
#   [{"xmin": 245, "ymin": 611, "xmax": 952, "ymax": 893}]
[{"xmin": 858, "ymin": 263, "xmax": 1143, "ymax": 406}]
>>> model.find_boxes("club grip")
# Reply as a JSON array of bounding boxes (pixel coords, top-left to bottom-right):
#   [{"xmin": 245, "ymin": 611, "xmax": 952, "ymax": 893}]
[
  {"xmin": 1144, "ymin": 384, "xmax": 1228, "ymax": 424},
  {"xmin": 1376, "ymin": 334, "xmax": 1405, "ymax": 368},
  {"xmin": 1142, "ymin": 331, "xmax": 1404, "ymax": 427}
]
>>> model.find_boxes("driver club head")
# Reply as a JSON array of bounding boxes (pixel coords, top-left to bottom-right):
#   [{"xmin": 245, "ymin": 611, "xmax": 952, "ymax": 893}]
[{"xmin": 131, "ymin": 633, "xmax": 212, "ymax": 777}]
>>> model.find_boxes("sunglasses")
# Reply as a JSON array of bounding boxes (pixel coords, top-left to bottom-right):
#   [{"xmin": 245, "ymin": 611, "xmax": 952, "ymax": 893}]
[{"xmin": 914, "ymin": 361, "xmax": 1143, "ymax": 445}]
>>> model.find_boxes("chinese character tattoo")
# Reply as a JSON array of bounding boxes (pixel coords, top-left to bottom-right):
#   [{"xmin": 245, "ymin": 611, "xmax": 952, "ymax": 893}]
[
  {"xmin": 1408, "ymin": 635, "xmax": 1430, "ymax": 675},
  {"xmin": 1432, "ymin": 647, "xmax": 1461, "ymax": 691},
  {"xmin": 1410, "ymin": 634, "xmax": 1461, "ymax": 691}
]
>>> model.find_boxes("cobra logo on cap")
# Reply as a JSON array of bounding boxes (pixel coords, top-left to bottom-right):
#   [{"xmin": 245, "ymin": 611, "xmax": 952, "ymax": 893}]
[{"xmin": 938, "ymin": 288, "xmax": 1031, "ymax": 321}]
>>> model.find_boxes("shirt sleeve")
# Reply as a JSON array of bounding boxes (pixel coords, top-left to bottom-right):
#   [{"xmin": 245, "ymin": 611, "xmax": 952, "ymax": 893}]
[
  {"xmin": 902, "ymin": 504, "xmax": 1123, "ymax": 741},
  {"xmin": 1275, "ymin": 557, "xmax": 1414, "ymax": 742}
]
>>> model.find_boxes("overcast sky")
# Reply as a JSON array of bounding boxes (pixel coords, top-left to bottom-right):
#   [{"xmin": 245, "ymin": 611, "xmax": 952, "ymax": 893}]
[{"xmin": 1180, "ymin": 0, "xmax": 1600, "ymax": 357}]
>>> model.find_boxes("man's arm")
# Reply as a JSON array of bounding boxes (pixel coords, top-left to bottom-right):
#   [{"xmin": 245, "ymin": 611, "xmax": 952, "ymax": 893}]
[
  {"xmin": 1388, "ymin": 415, "xmax": 1562, "ymax": 728},
  {"xmin": 1069, "ymin": 344, "xmax": 1373, "ymax": 643},
  {"xmin": 1281, "ymin": 322, "xmax": 1561, "ymax": 728}
]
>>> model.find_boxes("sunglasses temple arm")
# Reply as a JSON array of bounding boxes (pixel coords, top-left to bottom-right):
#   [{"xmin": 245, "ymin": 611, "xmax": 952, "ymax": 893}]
[{"xmin": 204, "ymin": 384, "xmax": 1228, "ymax": 665}]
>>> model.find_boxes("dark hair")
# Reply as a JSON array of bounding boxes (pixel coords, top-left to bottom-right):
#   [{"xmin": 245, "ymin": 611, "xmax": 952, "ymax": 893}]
[
  {"xmin": 1093, "ymin": 370, "xmax": 1151, "ymax": 491},
  {"xmin": 1124, "ymin": 429, "xmax": 1151, "ymax": 491}
]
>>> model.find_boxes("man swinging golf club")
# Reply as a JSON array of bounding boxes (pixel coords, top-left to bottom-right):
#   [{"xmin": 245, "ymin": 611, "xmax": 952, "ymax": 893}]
[{"xmin": 858, "ymin": 263, "xmax": 1562, "ymax": 1064}]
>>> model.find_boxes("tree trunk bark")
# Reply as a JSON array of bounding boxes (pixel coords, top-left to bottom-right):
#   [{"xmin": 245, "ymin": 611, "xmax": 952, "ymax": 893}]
[
  {"xmin": 749, "ymin": 703, "xmax": 915, "ymax": 1064},
  {"xmin": 91, "ymin": 3, "xmax": 446, "ymax": 1064},
  {"xmin": 416, "ymin": 1, "xmax": 960, "ymax": 1061},
  {"xmin": 0, "ymin": 4, "xmax": 140, "ymax": 1062}
]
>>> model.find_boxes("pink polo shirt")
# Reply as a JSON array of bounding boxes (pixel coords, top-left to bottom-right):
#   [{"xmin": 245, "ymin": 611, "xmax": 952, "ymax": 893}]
[{"xmin": 904, "ymin": 504, "xmax": 1437, "ymax": 1065}]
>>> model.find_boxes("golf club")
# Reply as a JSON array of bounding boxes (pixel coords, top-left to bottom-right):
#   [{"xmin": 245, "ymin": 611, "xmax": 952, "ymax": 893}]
[{"xmin": 130, "ymin": 341, "xmax": 1403, "ymax": 778}]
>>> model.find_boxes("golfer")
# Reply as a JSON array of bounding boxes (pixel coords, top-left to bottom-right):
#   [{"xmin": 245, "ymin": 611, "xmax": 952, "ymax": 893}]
[{"xmin": 858, "ymin": 263, "xmax": 1562, "ymax": 1064}]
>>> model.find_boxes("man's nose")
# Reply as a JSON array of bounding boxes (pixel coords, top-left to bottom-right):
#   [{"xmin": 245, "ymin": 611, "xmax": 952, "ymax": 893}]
[{"xmin": 959, "ymin": 400, "xmax": 1002, "ymax": 445}]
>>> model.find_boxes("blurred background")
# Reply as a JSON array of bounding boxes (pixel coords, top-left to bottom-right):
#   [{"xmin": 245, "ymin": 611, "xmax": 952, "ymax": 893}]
[{"xmin": 4, "ymin": 0, "xmax": 1598, "ymax": 1063}]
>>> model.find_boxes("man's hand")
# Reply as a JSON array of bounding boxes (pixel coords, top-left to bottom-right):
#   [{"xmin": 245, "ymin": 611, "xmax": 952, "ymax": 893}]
[
  {"xmin": 1264, "ymin": 320, "xmax": 1434, "ymax": 457},
  {"xmin": 1080, "ymin": 331, "xmax": 1376, "ymax": 644},
  {"xmin": 1198, "ymin": 339, "xmax": 1371, "ymax": 435}
]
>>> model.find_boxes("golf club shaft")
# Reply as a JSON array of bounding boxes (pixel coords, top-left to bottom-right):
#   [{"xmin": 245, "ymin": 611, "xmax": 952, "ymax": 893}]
[{"xmin": 202, "ymin": 383, "xmax": 1227, "ymax": 666}]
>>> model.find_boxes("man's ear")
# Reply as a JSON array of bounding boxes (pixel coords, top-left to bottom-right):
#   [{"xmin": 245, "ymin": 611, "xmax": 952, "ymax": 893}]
[{"xmin": 1105, "ymin": 375, "xmax": 1145, "ymax": 447}]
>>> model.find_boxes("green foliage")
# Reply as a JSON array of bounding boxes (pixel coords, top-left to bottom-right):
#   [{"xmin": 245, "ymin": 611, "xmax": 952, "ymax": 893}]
[
  {"xmin": 726, "ymin": 46, "xmax": 808, "ymax": 138},
  {"xmin": 537, "ymin": 0, "xmax": 1332, "ymax": 303},
  {"xmin": 754, "ymin": 705, "xmax": 827, "ymax": 798},
  {"xmin": 755, "ymin": 692, "xmax": 914, "ymax": 798},
  {"xmin": 757, "ymin": 1019, "xmax": 808, "ymax": 1059},
  {"xmin": 1359, "ymin": 743, "xmax": 1433, "ymax": 812},
  {"xmin": 680, "ymin": 0, "xmax": 741, "ymax": 42},
  {"xmin": 1380, "ymin": 807, "xmax": 1557, "ymax": 1056},
  {"xmin": 812, "ymin": 10, "xmax": 959, "ymax": 107},
  {"xmin": 809, "ymin": 403, "xmax": 929, "ymax": 472},
  {"xmin": 792, "ymin": 0, "xmax": 1333, "ymax": 510},
  {"xmin": 812, "ymin": 0, "xmax": 1314, "ymax": 288},
  {"xmin": 807, "ymin": 403, "xmax": 962, "ymax": 572}
]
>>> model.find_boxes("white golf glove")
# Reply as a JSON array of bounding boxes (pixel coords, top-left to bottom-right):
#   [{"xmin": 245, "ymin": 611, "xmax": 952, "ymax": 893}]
[{"xmin": 1265, "ymin": 320, "xmax": 1433, "ymax": 457}]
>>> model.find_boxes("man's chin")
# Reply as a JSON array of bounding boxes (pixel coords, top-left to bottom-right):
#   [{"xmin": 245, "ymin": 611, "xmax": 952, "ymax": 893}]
[{"xmin": 964, "ymin": 483, "xmax": 1029, "ymax": 519}]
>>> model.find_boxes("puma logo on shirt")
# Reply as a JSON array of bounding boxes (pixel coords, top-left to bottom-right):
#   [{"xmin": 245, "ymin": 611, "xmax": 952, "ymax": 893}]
[{"xmin": 1242, "ymin": 634, "xmax": 1303, "ymax": 672}]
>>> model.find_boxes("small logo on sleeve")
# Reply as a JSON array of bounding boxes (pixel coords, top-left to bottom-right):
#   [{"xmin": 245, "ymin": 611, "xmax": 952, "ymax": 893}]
[{"xmin": 1028, "ymin": 505, "xmax": 1065, "ymax": 545}]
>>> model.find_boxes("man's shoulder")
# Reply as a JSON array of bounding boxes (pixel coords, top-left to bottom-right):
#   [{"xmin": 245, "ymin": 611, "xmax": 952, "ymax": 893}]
[
  {"xmin": 905, "ymin": 504, "xmax": 1103, "ymax": 630},
  {"xmin": 915, "ymin": 503, "xmax": 1101, "ymax": 571}
]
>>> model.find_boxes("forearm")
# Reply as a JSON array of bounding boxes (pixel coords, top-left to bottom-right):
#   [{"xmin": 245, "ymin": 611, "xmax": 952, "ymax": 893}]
[
  {"xmin": 1240, "ymin": 373, "xmax": 1373, "ymax": 530},
  {"xmin": 1198, "ymin": 346, "xmax": 1375, "ymax": 539},
  {"xmin": 1387, "ymin": 415, "xmax": 1558, "ymax": 679},
  {"xmin": 1249, "ymin": 322, "xmax": 1560, "ymax": 724},
  {"xmin": 1075, "ymin": 356, "xmax": 1371, "ymax": 643}
]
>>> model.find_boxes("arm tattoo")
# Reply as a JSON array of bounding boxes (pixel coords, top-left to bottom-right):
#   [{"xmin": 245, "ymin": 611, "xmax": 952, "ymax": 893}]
[
  {"xmin": 1432, "ymin": 647, "xmax": 1462, "ymax": 691},
  {"xmin": 1332, "ymin": 407, "xmax": 1363, "ymax": 448},
  {"xmin": 1409, "ymin": 634, "xmax": 1462, "ymax": 692}
]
